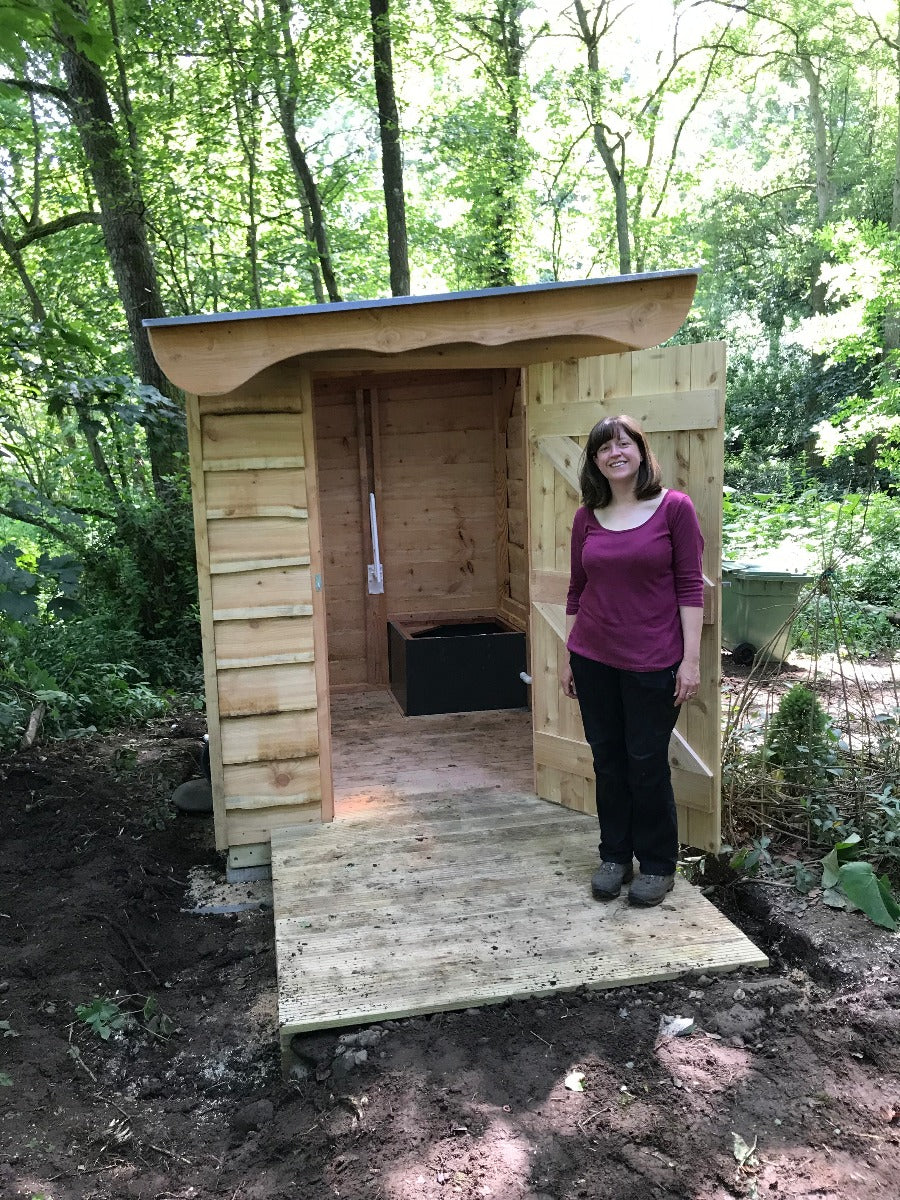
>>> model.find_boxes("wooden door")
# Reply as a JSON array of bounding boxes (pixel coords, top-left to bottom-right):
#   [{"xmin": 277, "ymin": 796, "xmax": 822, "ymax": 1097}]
[{"xmin": 524, "ymin": 343, "xmax": 725, "ymax": 853}]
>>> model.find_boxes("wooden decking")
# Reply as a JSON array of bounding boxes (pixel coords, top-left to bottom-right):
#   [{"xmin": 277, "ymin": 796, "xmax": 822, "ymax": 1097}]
[{"xmin": 273, "ymin": 700, "xmax": 768, "ymax": 1054}]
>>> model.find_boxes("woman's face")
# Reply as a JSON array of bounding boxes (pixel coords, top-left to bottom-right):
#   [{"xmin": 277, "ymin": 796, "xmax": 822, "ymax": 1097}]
[{"xmin": 594, "ymin": 430, "xmax": 642, "ymax": 485}]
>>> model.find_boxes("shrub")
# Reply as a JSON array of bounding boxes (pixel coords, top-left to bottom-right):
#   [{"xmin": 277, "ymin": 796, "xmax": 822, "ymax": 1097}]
[{"xmin": 765, "ymin": 684, "xmax": 835, "ymax": 787}]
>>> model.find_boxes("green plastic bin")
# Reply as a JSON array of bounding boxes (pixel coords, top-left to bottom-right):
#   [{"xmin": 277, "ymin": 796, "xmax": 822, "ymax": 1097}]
[{"xmin": 721, "ymin": 561, "xmax": 815, "ymax": 664}]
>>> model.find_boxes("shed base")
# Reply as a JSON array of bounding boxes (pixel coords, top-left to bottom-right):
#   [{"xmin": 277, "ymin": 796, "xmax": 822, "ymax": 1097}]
[{"xmin": 272, "ymin": 790, "xmax": 768, "ymax": 1072}]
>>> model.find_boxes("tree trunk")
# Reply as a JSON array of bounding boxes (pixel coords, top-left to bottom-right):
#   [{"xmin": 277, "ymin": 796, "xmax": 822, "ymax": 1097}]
[
  {"xmin": 886, "ymin": 19, "xmax": 900, "ymax": 353},
  {"xmin": 573, "ymin": 0, "xmax": 631, "ymax": 275},
  {"xmin": 273, "ymin": 0, "xmax": 342, "ymax": 302},
  {"xmin": 369, "ymin": 0, "xmax": 410, "ymax": 296},
  {"xmin": 799, "ymin": 55, "xmax": 834, "ymax": 315},
  {"xmin": 484, "ymin": 0, "xmax": 526, "ymax": 287},
  {"xmin": 58, "ymin": 30, "xmax": 182, "ymax": 489}
]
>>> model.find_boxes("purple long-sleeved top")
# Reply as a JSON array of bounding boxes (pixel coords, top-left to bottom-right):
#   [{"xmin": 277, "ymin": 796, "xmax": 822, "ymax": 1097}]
[{"xmin": 565, "ymin": 489, "xmax": 704, "ymax": 672}]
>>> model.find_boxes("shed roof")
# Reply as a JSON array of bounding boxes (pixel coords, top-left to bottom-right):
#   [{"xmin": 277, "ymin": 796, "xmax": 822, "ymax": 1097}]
[{"xmin": 145, "ymin": 269, "xmax": 699, "ymax": 396}]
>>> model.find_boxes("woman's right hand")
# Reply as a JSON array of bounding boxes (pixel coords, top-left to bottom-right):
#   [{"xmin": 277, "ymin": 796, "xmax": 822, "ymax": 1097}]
[{"xmin": 561, "ymin": 663, "xmax": 576, "ymax": 698}]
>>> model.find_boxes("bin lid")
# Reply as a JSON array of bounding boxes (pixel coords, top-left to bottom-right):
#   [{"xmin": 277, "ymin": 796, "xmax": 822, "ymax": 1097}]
[{"xmin": 727, "ymin": 562, "xmax": 816, "ymax": 582}]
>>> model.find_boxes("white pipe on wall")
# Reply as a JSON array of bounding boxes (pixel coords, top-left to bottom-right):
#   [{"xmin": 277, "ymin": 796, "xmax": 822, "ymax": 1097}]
[{"xmin": 367, "ymin": 491, "xmax": 384, "ymax": 594}]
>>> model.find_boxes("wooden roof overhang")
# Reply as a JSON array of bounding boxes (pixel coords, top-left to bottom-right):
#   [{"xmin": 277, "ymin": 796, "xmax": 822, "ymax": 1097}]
[{"xmin": 145, "ymin": 269, "xmax": 699, "ymax": 396}]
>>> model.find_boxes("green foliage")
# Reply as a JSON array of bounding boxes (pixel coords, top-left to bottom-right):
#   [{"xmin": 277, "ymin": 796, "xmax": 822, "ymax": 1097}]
[
  {"xmin": 75, "ymin": 998, "xmax": 131, "ymax": 1041},
  {"xmin": 793, "ymin": 594, "xmax": 900, "ymax": 659},
  {"xmin": 723, "ymin": 347, "xmax": 827, "ymax": 492},
  {"xmin": 729, "ymin": 834, "xmax": 772, "ymax": 877},
  {"xmin": 723, "ymin": 490, "xmax": 900, "ymax": 658},
  {"xmin": 141, "ymin": 995, "xmax": 175, "ymax": 1039},
  {"xmin": 75, "ymin": 994, "xmax": 174, "ymax": 1041},
  {"xmin": 0, "ymin": 319, "xmax": 201, "ymax": 748},
  {"xmin": 0, "ymin": 547, "xmax": 82, "ymax": 624},
  {"xmin": 821, "ymin": 836, "xmax": 900, "ymax": 931},
  {"xmin": 765, "ymin": 684, "xmax": 835, "ymax": 785},
  {"xmin": 0, "ymin": 625, "xmax": 173, "ymax": 752}
]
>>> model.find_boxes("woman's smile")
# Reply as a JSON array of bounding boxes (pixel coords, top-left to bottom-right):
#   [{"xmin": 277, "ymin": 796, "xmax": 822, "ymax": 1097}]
[{"xmin": 595, "ymin": 435, "xmax": 641, "ymax": 480}]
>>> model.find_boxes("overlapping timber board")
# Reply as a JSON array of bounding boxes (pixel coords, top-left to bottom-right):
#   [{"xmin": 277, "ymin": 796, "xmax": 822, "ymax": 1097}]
[{"xmin": 271, "ymin": 789, "xmax": 768, "ymax": 1047}]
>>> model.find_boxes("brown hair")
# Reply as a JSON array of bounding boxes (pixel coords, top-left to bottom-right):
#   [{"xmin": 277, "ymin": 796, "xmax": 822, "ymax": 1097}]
[{"xmin": 579, "ymin": 414, "xmax": 663, "ymax": 509}]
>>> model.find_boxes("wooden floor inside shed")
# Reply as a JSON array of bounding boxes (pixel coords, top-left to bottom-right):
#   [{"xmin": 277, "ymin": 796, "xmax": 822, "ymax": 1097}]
[
  {"xmin": 272, "ymin": 690, "xmax": 768, "ymax": 1051},
  {"xmin": 329, "ymin": 688, "xmax": 535, "ymax": 815}
]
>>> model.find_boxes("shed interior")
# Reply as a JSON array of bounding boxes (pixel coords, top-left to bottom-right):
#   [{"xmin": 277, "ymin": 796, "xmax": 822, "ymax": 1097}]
[
  {"xmin": 312, "ymin": 366, "xmax": 532, "ymax": 812},
  {"xmin": 312, "ymin": 366, "xmax": 528, "ymax": 692}
]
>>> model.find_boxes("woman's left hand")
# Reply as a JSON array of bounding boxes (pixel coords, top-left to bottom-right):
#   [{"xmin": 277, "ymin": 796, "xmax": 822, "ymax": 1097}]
[{"xmin": 674, "ymin": 660, "xmax": 701, "ymax": 706}]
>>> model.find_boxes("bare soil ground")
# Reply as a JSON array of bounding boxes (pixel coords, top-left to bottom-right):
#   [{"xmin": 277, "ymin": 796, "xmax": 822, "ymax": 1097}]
[{"xmin": 2, "ymin": 670, "xmax": 900, "ymax": 1200}]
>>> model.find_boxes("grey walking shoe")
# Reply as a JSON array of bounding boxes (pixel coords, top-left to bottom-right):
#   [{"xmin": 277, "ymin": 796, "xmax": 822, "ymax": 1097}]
[
  {"xmin": 591, "ymin": 860, "xmax": 634, "ymax": 900},
  {"xmin": 628, "ymin": 873, "xmax": 675, "ymax": 907}
]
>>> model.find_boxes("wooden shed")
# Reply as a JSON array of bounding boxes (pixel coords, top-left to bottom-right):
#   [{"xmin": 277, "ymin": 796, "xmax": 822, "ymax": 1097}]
[{"xmin": 145, "ymin": 270, "xmax": 725, "ymax": 869}]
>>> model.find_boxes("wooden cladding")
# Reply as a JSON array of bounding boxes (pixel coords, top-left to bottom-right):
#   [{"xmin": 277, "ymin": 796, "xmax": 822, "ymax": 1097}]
[{"xmin": 190, "ymin": 371, "xmax": 323, "ymax": 848}]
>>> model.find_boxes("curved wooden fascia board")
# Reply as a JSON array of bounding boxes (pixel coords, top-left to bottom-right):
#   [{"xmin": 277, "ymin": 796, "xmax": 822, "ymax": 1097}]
[{"xmin": 147, "ymin": 273, "xmax": 697, "ymax": 397}]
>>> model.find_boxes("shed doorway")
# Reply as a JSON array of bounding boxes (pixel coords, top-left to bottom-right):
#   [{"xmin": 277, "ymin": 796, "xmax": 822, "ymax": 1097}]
[{"xmin": 311, "ymin": 366, "xmax": 533, "ymax": 819}]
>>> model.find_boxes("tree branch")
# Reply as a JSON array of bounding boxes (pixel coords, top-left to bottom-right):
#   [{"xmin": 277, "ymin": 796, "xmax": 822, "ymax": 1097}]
[
  {"xmin": 0, "ymin": 77, "xmax": 71, "ymax": 106},
  {"xmin": 0, "ymin": 506, "xmax": 84, "ymax": 549},
  {"xmin": 13, "ymin": 211, "xmax": 103, "ymax": 249}
]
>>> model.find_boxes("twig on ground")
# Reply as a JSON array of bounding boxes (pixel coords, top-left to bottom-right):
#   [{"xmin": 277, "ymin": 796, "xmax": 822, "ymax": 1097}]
[
  {"xmin": 95, "ymin": 1092, "xmax": 131, "ymax": 1120},
  {"xmin": 147, "ymin": 1142, "xmax": 192, "ymax": 1165},
  {"xmin": 577, "ymin": 1108, "xmax": 604, "ymax": 1131},
  {"xmin": 95, "ymin": 914, "xmax": 162, "ymax": 986},
  {"xmin": 68, "ymin": 1045, "xmax": 97, "ymax": 1083},
  {"xmin": 736, "ymin": 878, "xmax": 797, "ymax": 888}
]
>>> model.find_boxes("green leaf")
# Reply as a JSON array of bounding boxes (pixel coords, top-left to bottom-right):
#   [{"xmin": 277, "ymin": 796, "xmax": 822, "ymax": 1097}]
[
  {"xmin": 0, "ymin": 1072, "xmax": 11, "ymax": 1086},
  {"xmin": 75, "ymin": 997, "xmax": 127, "ymax": 1039},
  {"xmin": 0, "ymin": 593, "xmax": 39, "ymax": 622},
  {"xmin": 837, "ymin": 862, "xmax": 899, "ymax": 931},
  {"xmin": 821, "ymin": 835, "xmax": 862, "ymax": 888},
  {"xmin": 793, "ymin": 862, "xmax": 816, "ymax": 894},
  {"xmin": 732, "ymin": 1131, "xmax": 758, "ymax": 1167}
]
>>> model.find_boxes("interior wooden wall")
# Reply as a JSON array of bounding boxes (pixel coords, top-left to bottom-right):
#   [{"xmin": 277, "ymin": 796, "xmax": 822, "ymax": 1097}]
[
  {"xmin": 310, "ymin": 383, "xmax": 368, "ymax": 687},
  {"xmin": 313, "ymin": 368, "xmax": 527, "ymax": 689},
  {"xmin": 501, "ymin": 373, "xmax": 527, "ymax": 630}
]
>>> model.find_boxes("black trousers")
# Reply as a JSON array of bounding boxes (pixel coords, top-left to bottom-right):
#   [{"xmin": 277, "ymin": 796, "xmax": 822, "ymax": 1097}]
[{"xmin": 569, "ymin": 650, "xmax": 680, "ymax": 876}]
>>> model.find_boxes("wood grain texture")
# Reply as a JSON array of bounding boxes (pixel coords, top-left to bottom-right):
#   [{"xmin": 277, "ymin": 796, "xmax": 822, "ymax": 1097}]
[
  {"xmin": 271, "ymin": 788, "xmax": 767, "ymax": 1045},
  {"xmin": 524, "ymin": 344, "xmax": 726, "ymax": 853},
  {"xmin": 148, "ymin": 273, "xmax": 699, "ymax": 395}
]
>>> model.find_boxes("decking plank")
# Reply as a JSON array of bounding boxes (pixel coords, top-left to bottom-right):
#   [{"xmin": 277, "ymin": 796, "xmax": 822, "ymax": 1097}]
[{"xmin": 272, "ymin": 789, "xmax": 768, "ymax": 1049}]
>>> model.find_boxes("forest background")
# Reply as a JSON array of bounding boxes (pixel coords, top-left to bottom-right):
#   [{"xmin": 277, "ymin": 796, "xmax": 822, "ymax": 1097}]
[{"xmin": 1, "ymin": 0, "xmax": 900, "ymax": 750}]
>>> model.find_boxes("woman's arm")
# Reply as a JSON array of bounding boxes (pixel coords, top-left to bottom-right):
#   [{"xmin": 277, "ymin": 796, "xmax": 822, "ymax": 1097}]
[
  {"xmin": 561, "ymin": 613, "xmax": 577, "ymax": 697},
  {"xmin": 674, "ymin": 604, "xmax": 703, "ymax": 705},
  {"xmin": 561, "ymin": 509, "xmax": 588, "ymax": 698}
]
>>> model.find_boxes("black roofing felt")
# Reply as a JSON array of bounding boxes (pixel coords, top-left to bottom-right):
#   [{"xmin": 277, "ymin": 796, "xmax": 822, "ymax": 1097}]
[{"xmin": 142, "ymin": 268, "xmax": 701, "ymax": 330}]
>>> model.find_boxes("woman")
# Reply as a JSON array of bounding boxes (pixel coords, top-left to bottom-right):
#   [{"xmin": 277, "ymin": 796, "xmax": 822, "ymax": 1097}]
[{"xmin": 561, "ymin": 414, "xmax": 704, "ymax": 907}]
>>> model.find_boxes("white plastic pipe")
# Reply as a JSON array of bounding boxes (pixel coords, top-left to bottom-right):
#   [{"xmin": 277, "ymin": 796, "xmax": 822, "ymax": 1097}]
[{"xmin": 367, "ymin": 491, "xmax": 384, "ymax": 594}]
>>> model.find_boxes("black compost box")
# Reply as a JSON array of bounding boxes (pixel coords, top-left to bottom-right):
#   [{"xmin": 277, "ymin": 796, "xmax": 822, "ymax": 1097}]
[{"xmin": 388, "ymin": 615, "xmax": 527, "ymax": 716}]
